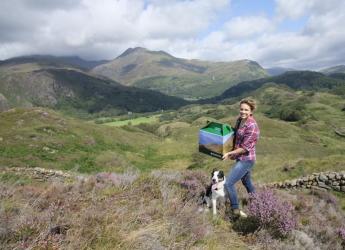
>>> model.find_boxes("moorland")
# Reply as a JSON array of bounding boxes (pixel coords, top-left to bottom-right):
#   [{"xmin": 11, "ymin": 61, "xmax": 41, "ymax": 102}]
[{"xmin": 1, "ymin": 48, "xmax": 345, "ymax": 249}]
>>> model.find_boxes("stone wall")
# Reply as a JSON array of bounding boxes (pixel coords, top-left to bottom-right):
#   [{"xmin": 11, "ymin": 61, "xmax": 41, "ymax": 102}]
[
  {"xmin": 269, "ymin": 171, "xmax": 345, "ymax": 192},
  {"xmin": 0, "ymin": 167, "xmax": 74, "ymax": 182}
]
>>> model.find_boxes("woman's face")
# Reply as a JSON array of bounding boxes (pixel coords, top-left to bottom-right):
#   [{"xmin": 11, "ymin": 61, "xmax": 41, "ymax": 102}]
[{"xmin": 239, "ymin": 103, "xmax": 252, "ymax": 120}]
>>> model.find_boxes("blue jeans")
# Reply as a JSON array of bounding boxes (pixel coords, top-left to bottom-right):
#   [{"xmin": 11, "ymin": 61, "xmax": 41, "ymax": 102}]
[{"xmin": 225, "ymin": 160, "xmax": 255, "ymax": 209}]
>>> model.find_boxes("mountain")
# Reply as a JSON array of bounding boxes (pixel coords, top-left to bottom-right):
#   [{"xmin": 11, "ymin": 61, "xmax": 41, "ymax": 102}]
[
  {"xmin": 92, "ymin": 47, "xmax": 268, "ymax": 99},
  {"xmin": 0, "ymin": 55, "xmax": 109, "ymax": 70},
  {"xmin": 265, "ymin": 67, "xmax": 296, "ymax": 76},
  {"xmin": 207, "ymin": 70, "xmax": 345, "ymax": 103},
  {"xmin": 0, "ymin": 61, "xmax": 188, "ymax": 115},
  {"xmin": 320, "ymin": 65, "xmax": 345, "ymax": 75}
]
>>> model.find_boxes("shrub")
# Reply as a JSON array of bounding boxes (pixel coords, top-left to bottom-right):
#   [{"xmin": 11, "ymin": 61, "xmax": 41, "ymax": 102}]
[
  {"xmin": 337, "ymin": 227, "xmax": 345, "ymax": 241},
  {"xmin": 179, "ymin": 171, "xmax": 208, "ymax": 202},
  {"xmin": 136, "ymin": 123, "xmax": 160, "ymax": 134},
  {"xmin": 248, "ymin": 188, "xmax": 297, "ymax": 237}
]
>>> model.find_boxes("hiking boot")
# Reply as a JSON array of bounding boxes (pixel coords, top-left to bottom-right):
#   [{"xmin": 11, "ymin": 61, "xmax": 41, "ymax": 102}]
[
  {"xmin": 230, "ymin": 208, "xmax": 240, "ymax": 221},
  {"xmin": 231, "ymin": 209, "xmax": 248, "ymax": 221}
]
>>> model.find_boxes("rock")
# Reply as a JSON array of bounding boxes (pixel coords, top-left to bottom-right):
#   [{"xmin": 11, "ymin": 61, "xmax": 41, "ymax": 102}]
[
  {"xmin": 332, "ymin": 181, "xmax": 340, "ymax": 186},
  {"xmin": 318, "ymin": 182, "xmax": 331, "ymax": 190},
  {"xmin": 318, "ymin": 174, "xmax": 328, "ymax": 182},
  {"xmin": 333, "ymin": 186, "xmax": 341, "ymax": 191},
  {"xmin": 328, "ymin": 173, "xmax": 336, "ymax": 180},
  {"xmin": 336, "ymin": 174, "xmax": 342, "ymax": 180},
  {"xmin": 290, "ymin": 180, "xmax": 297, "ymax": 186},
  {"xmin": 312, "ymin": 186, "xmax": 328, "ymax": 192},
  {"xmin": 341, "ymin": 186, "xmax": 345, "ymax": 192}
]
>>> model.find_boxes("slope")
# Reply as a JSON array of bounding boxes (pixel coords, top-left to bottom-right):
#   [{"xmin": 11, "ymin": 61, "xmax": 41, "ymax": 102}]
[
  {"xmin": 0, "ymin": 62, "xmax": 188, "ymax": 116},
  {"xmin": 92, "ymin": 47, "xmax": 268, "ymax": 99},
  {"xmin": 320, "ymin": 65, "xmax": 345, "ymax": 75},
  {"xmin": 207, "ymin": 70, "xmax": 345, "ymax": 103}
]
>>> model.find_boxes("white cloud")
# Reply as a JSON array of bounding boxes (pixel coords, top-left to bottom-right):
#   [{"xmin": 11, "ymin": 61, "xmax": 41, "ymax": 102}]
[
  {"xmin": 223, "ymin": 16, "xmax": 274, "ymax": 39},
  {"xmin": 275, "ymin": 0, "xmax": 313, "ymax": 20},
  {"xmin": 0, "ymin": 0, "xmax": 345, "ymax": 69},
  {"xmin": 0, "ymin": 0, "xmax": 229, "ymax": 60}
]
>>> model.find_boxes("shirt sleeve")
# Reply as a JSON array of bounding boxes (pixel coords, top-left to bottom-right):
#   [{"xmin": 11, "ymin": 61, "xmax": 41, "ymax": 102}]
[{"xmin": 240, "ymin": 123, "xmax": 259, "ymax": 152}]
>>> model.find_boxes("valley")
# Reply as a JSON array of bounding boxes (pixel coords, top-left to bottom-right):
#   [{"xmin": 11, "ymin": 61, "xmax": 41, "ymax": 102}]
[{"xmin": 1, "ymin": 49, "xmax": 345, "ymax": 249}]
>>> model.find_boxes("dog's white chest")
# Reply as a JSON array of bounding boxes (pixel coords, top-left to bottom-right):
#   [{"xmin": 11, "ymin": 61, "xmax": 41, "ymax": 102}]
[{"xmin": 211, "ymin": 181, "xmax": 226, "ymax": 198}]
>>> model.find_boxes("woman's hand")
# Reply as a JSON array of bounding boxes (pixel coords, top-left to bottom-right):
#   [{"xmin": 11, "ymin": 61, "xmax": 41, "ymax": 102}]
[{"xmin": 222, "ymin": 151, "xmax": 236, "ymax": 161}]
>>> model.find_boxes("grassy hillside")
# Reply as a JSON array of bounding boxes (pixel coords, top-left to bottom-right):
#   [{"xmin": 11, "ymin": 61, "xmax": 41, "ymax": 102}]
[
  {"xmin": 2, "ymin": 86, "xmax": 345, "ymax": 183},
  {"xmin": 92, "ymin": 47, "xmax": 268, "ymax": 99},
  {"xmin": 0, "ymin": 108, "xmax": 192, "ymax": 173},
  {"xmin": 2, "ymin": 87, "xmax": 345, "ymax": 248},
  {"xmin": 207, "ymin": 70, "xmax": 345, "ymax": 103},
  {"xmin": 0, "ymin": 63, "xmax": 188, "ymax": 116},
  {"xmin": 0, "ymin": 55, "xmax": 108, "ymax": 70}
]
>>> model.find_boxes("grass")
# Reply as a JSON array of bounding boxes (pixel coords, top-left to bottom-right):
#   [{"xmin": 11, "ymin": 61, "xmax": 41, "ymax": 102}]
[
  {"xmin": 0, "ymin": 169, "xmax": 251, "ymax": 249},
  {"xmin": 1, "ymin": 87, "xmax": 345, "ymax": 182},
  {"xmin": 103, "ymin": 115, "xmax": 160, "ymax": 127},
  {"xmin": 2, "ymin": 168, "xmax": 345, "ymax": 249}
]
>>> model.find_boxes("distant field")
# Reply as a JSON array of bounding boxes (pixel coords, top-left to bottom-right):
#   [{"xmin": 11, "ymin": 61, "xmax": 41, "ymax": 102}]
[{"xmin": 103, "ymin": 115, "xmax": 160, "ymax": 127}]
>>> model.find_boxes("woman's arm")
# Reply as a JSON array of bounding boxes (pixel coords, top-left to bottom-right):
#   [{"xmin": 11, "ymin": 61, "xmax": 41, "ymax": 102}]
[
  {"xmin": 222, "ymin": 122, "xmax": 259, "ymax": 161},
  {"xmin": 222, "ymin": 148, "xmax": 246, "ymax": 160}
]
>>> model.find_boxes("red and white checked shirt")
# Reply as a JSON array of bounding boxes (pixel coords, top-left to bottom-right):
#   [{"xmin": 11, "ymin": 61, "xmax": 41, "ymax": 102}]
[{"xmin": 234, "ymin": 116, "xmax": 260, "ymax": 161}]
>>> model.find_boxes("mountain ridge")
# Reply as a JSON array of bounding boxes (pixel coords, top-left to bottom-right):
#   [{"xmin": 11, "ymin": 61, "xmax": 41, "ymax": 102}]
[
  {"xmin": 0, "ymin": 55, "xmax": 109, "ymax": 70},
  {"xmin": 0, "ymin": 61, "xmax": 188, "ymax": 115},
  {"xmin": 92, "ymin": 47, "xmax": 268, "ymax": 99},
  {"xmin": 320, "ymin": 65, "xmax": 345, "ymax": 75},
  {"xmin": 205, "ymin": 70, "xmax": 345, "ymax": 103}
]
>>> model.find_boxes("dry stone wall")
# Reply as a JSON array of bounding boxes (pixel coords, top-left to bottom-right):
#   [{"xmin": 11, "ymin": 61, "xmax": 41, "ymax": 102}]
[
  {"xmin": 269, "ymin": 171, "xmax": 345, "ymax": 192},
  {"xmin": 0, "ymin": 167, "xmax": 74, "ymax": 182}
]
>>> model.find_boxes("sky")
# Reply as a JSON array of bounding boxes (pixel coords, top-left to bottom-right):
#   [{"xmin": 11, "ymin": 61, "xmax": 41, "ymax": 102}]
[{"xmin": 0, "ymin": 0, "xmax": 344, "ymax": 69}]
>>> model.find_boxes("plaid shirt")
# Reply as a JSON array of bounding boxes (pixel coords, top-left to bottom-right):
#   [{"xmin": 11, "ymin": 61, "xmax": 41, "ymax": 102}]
[{"xmin": 234, "ymin": 116, "xmax": 260, "ymax": 161}]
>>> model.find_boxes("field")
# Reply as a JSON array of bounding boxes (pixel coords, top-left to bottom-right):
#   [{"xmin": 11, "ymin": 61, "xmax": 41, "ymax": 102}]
[
  {"xmin": 2, "ymin": 87, "xmax": 345, "ymax": 181},
  {"xmin": 103, "ymin": 115, "xmax": 160, "ymax": 127},
  {"xmin": 2, "ymin": 87, "xmax": 345, "ymax": 249}
]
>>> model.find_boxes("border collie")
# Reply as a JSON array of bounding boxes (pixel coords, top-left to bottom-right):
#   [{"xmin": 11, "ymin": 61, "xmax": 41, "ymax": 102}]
[
  {"xmin": 204, "ymin": 169, "xmax": 227, "ymax": 215},
  {"xmin": 202, "ymin": 169, "xmax": 248, "ymax": 218}
]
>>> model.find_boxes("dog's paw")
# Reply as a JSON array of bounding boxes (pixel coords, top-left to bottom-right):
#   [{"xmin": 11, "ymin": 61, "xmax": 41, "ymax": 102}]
[{"xmin": 198, "ymin": 207, "xmax": 210, "ymax": 214}]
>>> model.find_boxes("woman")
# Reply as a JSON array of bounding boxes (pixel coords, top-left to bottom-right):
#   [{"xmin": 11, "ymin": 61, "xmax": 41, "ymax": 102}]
[{"xmin": 222, "ymin": 98, "xmax": 260, "ymax": 218}]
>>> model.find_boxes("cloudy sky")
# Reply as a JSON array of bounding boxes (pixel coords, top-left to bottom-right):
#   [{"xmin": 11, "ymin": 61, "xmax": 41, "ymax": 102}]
[{"xmin": 0, "ymin": 0, "xmax": 344, "ymax": 69}]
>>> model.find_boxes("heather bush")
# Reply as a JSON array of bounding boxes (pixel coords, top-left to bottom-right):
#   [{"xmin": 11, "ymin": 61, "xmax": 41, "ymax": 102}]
[
  {"xmin": 311, "ymin": 189, "xmax": 337, "ymax": 205},
  {"xmin": 248, "ymin": 188, "xmax": 297, "ymax": 237},
  {"xmin": 337, "ymin": 227, "xmax": 345, "ymax": 242},
  {"xmin": 232, "ymin": 217, "xmax": 260, "ymax": 235},
  {"xmin": 178, "ymin": 170, "xmax": 209, "ymax": 202},
  {"xmin": 95, "ymin": 171, "xmax": 138, "ymax": 188}
]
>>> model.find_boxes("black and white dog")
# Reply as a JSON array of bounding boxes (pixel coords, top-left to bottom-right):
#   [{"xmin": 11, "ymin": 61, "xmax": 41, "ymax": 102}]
[
  {"xmin": 203, "ymin": 169, "xmax": 248, "ymax": 217},
  {"xmin": 204, "ymin": 169, "xmax": 228, "ymax": 215}
]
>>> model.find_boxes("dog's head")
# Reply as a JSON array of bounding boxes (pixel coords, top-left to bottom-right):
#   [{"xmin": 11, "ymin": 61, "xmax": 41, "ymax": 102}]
[{"xmin": 211, "ymin": 169, "xmax": 225, "ymax": 184}]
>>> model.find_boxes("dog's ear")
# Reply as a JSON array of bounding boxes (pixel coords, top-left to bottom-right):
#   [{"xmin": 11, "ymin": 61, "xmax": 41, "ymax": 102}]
[{"xmin": 218, "ymin": 170, "xmax": 224, "ymax": 179}]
